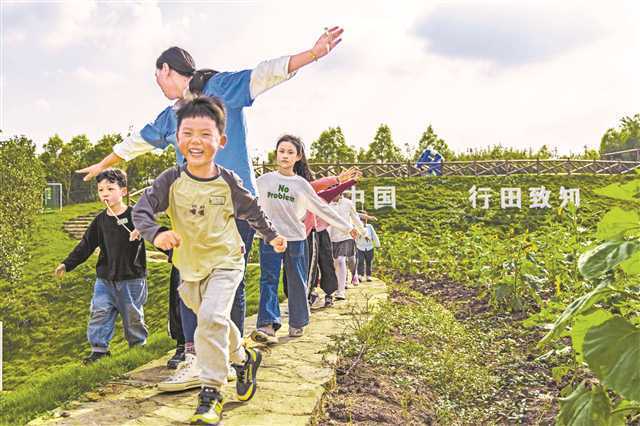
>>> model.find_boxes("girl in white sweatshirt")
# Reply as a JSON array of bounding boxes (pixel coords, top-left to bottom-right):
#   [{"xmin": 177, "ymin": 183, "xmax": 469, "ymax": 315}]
[{"xmin": 252, "ymin": 135, "xmax": 358, "ymax": 343}]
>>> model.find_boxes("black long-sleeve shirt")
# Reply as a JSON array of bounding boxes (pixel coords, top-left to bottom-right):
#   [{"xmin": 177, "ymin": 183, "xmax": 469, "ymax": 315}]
[{"xmin": 62, "ymin": 207, "xmax": 146, "ymax": 281}]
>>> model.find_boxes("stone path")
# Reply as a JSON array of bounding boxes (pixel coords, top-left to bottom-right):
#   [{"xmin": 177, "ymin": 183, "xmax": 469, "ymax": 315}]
[{"xmin": 29, "ymin": 279, "xmax": 387, "ymax": 426}]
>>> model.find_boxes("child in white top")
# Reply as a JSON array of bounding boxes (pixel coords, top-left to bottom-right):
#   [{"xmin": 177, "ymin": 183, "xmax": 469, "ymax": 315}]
[
  {"xmin": 328, "ymin": 194, "xmax": 365, "ymax": 299},
  {"xmin": 252, "ymin": 135, "xmax": 357, "ymax": 343}
]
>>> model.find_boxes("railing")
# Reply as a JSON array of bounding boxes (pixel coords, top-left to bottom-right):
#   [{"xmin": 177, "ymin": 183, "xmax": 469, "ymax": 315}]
[
  {"xmin": 601, "ymin": 148, "xmax": 640, "ymax": 161},
  {"xmin": 253, "ymin": 159, "xmax": 640, "ymax": 177}
]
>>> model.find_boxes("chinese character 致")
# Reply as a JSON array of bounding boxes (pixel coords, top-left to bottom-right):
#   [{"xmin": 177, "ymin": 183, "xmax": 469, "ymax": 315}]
[
  {"xmin": 469, "ymin": 185, "xmax": 492, "ymax": 209},
  {"xmin": 373, "ymin": 186, "xmax": 396, "ymax": 209},
  {"xmin": 500, "ymin": 187, "xmax": 522, "ymax": 209},
  {"xmin": 560, "ymin": 187, "xmax": 580, "ymax": 208},
  {"xmin": 529, "ymin": 186, "xmax": 552, "ymax": 209}
]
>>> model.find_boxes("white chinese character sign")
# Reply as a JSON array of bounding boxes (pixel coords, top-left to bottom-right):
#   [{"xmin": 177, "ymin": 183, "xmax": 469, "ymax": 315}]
[
  {"xmin": 500, "ymin": 187, "xmax": 522, "ymax": 209},
  {"xmin": 348, "ymin": 187, "xmax": 365, "ymax": 210},
  {"xmin": 529, "ymin": 186, "xmax": 552, "ymax": 209},
  {"xmin": 374, "ymin": 186, "xmax": 396, "ymax": 209},
  {"xmin": 560, "ymin": 186, "xmax": 581, "ymax": 208},
  {"xmin": 468, "ymin": 186, "xmax": 580, "ymax": 210},
  {"xmin": 468, "ymin": 185, "xmax": 492, "ymax": 209}
]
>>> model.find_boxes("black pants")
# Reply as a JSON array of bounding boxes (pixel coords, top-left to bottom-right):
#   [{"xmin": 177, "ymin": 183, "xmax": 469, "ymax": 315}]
[
  {"xmin": 317, "ymin": 230, "xmax": 338, "ymax": 296},
  {"xmin": 357, "ymin": 248, "xmax": 374, "ymax": 277},
  {"xmin": 168, "ymin": 265, "xmax": 184, "ymax": 345}
]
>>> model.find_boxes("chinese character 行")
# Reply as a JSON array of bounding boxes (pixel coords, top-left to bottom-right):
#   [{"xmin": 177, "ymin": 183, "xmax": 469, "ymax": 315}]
[{"xmin": 469, "ymin": 185, "xmax": 492, "ymax": 209}]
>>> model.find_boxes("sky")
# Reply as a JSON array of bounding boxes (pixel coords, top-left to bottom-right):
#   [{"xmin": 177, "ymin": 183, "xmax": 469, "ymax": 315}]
[{"xmin": 1, "ymin": 0, "xmax": 639, "ymax": 160}]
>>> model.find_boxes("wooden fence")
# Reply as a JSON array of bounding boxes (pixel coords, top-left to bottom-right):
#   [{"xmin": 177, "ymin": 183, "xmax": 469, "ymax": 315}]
[{"xmin": 253, "ymin": 159, "xmax": 640, "ymax": 178}]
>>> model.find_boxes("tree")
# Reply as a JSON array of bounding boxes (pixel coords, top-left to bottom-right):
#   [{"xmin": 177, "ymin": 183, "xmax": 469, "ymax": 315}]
[
  {"xmin": 40, "ymin": 134, "xmax": 92, "ymax": 203},
  {"xmin": 599, "ymin": 114, "xmax": 640, "ymax": 158},
  {"xmin": 309, "ymin": 127, "xmax": 356, "ymax": 163},
  {"xmin": 126, "ymin": 145, "xmax": 176, "ymax": 191},
  {"xmin": 414, "ymin": 125, "xmax": 453, "ymax": 160},
  {"xmin": 363, "ymin": 124, "xmax": 404, "ymax": 163},
  {"xmin": 0, "ymin": 135, "xmax": 45, "ymax": 281}
]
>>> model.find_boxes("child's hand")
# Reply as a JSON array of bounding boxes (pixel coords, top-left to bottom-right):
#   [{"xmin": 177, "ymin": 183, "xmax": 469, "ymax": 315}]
[
  {"xmin": 54, "ymin": 264, "xmax": 66, "ymax": 279},
  {"xmin": 349, "ymin": 228, "xmax": 359, "ymax": 240},
  {"xmin": 270, "ymin": 235, "xmax": 287, "ymax": 253},
  {"xmin": 154, "ymin": 231, "xmax": 182, "ymax": 250},
  {"xmin": 129, "ymin": 229, "xmax": 141, "ymax": 241}
]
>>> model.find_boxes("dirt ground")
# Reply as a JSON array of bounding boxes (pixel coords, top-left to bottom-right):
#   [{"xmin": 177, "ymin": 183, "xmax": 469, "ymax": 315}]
[{"xmin": 318, "ymin": 274, "xmax": 562, "ymax": 425}]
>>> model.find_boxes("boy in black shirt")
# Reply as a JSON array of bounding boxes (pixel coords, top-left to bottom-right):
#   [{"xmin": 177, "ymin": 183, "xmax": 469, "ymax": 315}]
[{"xmin": 55, "ymin": 169, "xmax": 148, "ymax": 364}]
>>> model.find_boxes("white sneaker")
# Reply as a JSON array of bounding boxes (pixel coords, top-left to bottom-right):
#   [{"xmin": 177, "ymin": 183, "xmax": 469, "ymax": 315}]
[
  {"xmin": 289, "ymin": 327, "xmax": 304, "ymax": 337},
  {"xmin": 157, "ymin": 353, "xmax": 201, "ymax": 392},
  {"xmin": 251, "ymin": 325, "xmax": 278, "ymax": 345}
]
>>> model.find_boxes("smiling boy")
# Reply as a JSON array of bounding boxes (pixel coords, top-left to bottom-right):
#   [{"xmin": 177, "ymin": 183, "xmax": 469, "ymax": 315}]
[{"xmin": 133, "ymin": 96, "xmax": 285, "ymax": 425}]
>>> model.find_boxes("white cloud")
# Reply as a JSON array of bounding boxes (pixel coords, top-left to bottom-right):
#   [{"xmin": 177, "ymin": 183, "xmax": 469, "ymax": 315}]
[
  {"xmin": 2, "ymin": 0, "xmax": 639, "ymax": 159},
  {"xmin": 34, "ymin": 99, "xmax": 51, "ymax": 112}
]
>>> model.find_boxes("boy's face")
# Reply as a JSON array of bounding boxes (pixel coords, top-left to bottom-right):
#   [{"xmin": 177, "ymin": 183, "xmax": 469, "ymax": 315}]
[
  {"xmin": 178, "ymin": 116, "xmax": 227, "ymax": 168},
  {"xmin": 97, "ymin": 179, "xmax": 127, "ymax": 206}
]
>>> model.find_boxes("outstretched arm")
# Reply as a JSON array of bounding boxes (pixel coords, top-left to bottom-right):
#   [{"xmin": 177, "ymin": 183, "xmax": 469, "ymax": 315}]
[
  {"xmin": 288, "ymin": 26, "xmax": 344, "ymax": 73},
  {"xmin": 250, "ymin": 27, "xmax": 344, "ymax": 100}
]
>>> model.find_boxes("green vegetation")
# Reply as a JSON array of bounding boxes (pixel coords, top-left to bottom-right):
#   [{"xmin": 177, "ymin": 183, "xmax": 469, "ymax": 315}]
[{"xmin": 328, "ymin": 174, "xmax": 640, "ymax": 424}]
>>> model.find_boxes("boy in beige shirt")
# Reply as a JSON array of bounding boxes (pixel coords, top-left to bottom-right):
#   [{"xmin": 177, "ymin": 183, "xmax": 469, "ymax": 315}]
[{"xmin": 134, "ymin": 96, "xmax": 285, "ymax": 425}]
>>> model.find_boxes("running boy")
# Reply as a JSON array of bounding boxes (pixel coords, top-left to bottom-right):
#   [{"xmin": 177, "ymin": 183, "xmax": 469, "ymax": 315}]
[
  {"xmin": 55, "ymin": 169, "xmax": 148, "ymax": 364},
  {"xmin": 133, "ymin": 96, "xmax": 285, "ymax": 426}
]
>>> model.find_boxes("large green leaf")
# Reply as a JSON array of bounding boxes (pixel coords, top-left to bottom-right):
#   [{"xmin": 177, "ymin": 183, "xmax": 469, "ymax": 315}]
[
  {"xmin": 557, "ymin": 382, "xmax": 622, "ymax": 426},
  {"xmin": 594, "ymin": 180, "xmax": 640, "ymax": 202},
  {"xmin": 571, "ymin": 309, "xmax": 613, "ymax": 363},
  {"xmin": 539, "ymin": 281, "xmax": 617, "ymax": 347},
  {"xmin": 584, "ymin": 316, "xmax": 640, "ymax": 401},
  {"xmin": 578, "ymin": 241, "xmax": 640, "ymax": 279},
  {"xmin": 596, "ymin": 208, "xmax": 640, "ymax": 240},
  {"xmin": 620, "ymin": 249, "xmax": 640, "ymax": 275}
]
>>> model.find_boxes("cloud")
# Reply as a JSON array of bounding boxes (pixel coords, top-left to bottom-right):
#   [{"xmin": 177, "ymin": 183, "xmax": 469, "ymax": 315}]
[
  {"xmin": 72, "ymin": 67, "xmax": 123, "ymax": 87},
  {"xmin": 34, "ymin": 99, "xmax": 51, "ymax": 112},
  {"xmin": 414, "ymin": 2, "xmax": 606, "ymax": 67}
]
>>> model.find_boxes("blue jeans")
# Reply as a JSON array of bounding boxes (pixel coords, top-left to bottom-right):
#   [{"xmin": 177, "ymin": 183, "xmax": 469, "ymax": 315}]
[
  {"xmin": 258, "ymin": 240, "xmax": 309, "ymax": 330},
  {"xmin": 177, "ymin": 219, "xmax": 255, "ymax": 342},
  {"xmin": 87, "ymin": 277, "xmax": 148, "ymax": 352}
]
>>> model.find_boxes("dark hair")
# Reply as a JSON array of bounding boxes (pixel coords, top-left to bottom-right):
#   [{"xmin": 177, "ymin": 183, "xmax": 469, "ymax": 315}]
[
  {"xmin": 96, "ymin": 168, "xmax": 127, "ymax": 188},
  {"xmin": 176, "ymin": 96, "xmax": 226, "ymax": 135},
  {"xmin": 156, "ymin": 47, "xmax": 217, "ymax": 95},
  {"xmin": 276, "ymin": 135, "xmax": 313, "ymax": 181}
]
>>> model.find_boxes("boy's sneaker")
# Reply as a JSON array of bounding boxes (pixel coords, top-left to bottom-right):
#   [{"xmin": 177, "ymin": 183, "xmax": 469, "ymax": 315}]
[
  {"xmin": 250, "ymin": 325, "xmax": 278, "ymax": 345},
  {"xmin": 289, "ymin": 327, "xmax": 304, "ymax": 337},
  {"xmin": 167, "ymin": 344, "xmax": 186, "ymax": 369},
  {"xmin": 367, "ymin": 276, "xmax": 372, "ymax": 282},
  {"xmin": 190, "ymin": 386, "xmax": 224, "ymax": 425},
  {"xmin": 158, "ymin": 353, "xmax": 201, "ymax": 392},
  {"xmin": 324, "ymin": 295, "xmax": 334, "ymax": 307},
  {"xmin": 232, "ymin": 347, "xmax": 262, "ymax": 402},
  {"xmin": 83, "ymin": 351, "xmax": 110, "ymax": 364},
  {"xmin": 308, "ymin": 291, "xmax": 319, "ymax": 306}
]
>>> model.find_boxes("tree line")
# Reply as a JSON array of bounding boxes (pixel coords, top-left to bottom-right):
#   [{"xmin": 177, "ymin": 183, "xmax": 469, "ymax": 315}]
[{"xmin": 0, "ymin": 114, "xmax": 637, "ymax": 281}]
